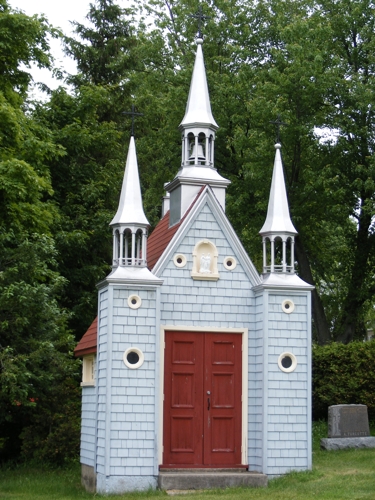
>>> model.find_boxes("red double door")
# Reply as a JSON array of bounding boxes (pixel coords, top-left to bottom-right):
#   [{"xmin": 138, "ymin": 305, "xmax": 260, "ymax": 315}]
[{"xmin": 163, "ymin": 331, "xmax": 242, "ymax": 467}]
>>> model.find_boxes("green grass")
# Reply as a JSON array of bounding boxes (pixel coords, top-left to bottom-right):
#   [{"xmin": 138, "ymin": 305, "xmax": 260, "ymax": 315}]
[{"xmin": 1, "ymin": 422, "xmax": 375, "ymax": 499}]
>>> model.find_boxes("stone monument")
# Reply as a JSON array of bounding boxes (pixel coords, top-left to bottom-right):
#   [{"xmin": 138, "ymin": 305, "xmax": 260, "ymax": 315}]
[{"xmin": 321, "ymin": 404, "xmax": 375, "ymax": 450}]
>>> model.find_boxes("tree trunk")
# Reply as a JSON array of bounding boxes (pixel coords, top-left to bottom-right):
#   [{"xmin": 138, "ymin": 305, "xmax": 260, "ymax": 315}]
[
  {"xmin": 335, "ymin": 202, "xmax": 372, "ymax": 343},
  {"xmin": 295, "ymin": 237, "xmax": 331, "ymax": 345}
]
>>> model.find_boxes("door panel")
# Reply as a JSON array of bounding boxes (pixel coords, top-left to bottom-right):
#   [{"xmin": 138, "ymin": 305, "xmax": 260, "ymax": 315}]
[
  {"xmin": 204, "ymin": 333, "xmax": 242, "ymax": 465},
  {"xmin": 211, "ymin": 417, "xmax": 235, "ymax": 451},
  {"xmin": 163, "ymin": 331, "xmax": 242, "ymax": 467},
  {"xmin": 163, "ymin": 332, "xmax": 204, "ymax": 465}
]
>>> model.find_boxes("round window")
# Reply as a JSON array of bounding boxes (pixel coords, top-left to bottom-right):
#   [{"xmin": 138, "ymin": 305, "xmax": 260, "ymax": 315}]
[
  {"xmin": 223, "ymin": 256, "xmax": 237, "ymax": 270},
  {"xmin": 173, "ymin": 254, "xmax": 187, "ymax": 268},
  {"xmin": 128, "ymin": 295, "xmax": 142, "ymax": 309},
  {"xmin": 282, "ymin": 299, "xmax": 295, "ymax": 314},
  {"xmin": 123, "ymin": 347, "xmax": 144, "ymax": 369},
  {"xmin": 278, "ymin": 352, "xmax": 297, "ymax": 373}
]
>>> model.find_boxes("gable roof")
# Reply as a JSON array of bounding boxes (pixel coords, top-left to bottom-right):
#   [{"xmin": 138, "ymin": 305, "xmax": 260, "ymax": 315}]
[
  {"xmin": 75, "ymin": 187, "xmax": 206, "ymax": 357},
  {"xmin": 151, "ymin": 186, "xmax": 262, "ymax": 286}
]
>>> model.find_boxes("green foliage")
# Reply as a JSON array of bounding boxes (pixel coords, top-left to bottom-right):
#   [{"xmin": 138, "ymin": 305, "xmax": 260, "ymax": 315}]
[
  {"xmin": 129, "ymin": 0, "xmax": 375, "ymax": 344},
  {"xmin": 19, "ymin": 377, "xmax": 81, "ymax": 465},
  {"xmin": 0, "ymin": 0, "xmax": 80, "ymax": 464},
  {"xmin": 312, "ymin": 341, "xmax": 375, "ymax": 420},
  {"xmin": 65, "ymin": 0, "xmax": 138, "ymax": 86},
  {"xmin": 0, "ymin": 0, "xmax": 54, "ymax": 102},
  {"xmin": 33, "ymin": 1, "xmax": 142, "ymax": 336}
]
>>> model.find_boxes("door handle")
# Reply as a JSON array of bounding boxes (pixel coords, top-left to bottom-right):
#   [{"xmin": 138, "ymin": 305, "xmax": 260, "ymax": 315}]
[{"xmin": 207, "ymin": 397, "xmax": 210, "ymax": 410}]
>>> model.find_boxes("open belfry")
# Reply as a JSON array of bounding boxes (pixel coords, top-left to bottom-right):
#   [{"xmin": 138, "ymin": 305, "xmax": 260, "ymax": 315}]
[{"xmin": 74, "ymin": 24, "xmax": 313, "ymax": 494}]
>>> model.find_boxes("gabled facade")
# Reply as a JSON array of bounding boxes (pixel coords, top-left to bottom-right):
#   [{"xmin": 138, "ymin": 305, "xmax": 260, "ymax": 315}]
[{"xmin": 75, "ymin": 35, "xmax": 313, "ymax": 494}]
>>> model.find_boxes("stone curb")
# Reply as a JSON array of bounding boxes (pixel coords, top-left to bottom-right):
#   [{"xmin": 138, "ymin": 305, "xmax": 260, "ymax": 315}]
[{"xmin": 321, "ymin": 437, "xmax": 375, "ymax": 451}]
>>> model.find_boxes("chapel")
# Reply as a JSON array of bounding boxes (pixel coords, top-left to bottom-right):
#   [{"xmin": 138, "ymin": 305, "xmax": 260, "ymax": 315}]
[{"xmin": 74, "ymin": 32, "xmax": 313, "ymax": 494}]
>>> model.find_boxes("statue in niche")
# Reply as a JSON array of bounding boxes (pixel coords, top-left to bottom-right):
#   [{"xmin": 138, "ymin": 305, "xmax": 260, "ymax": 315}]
[{"xmin": 199, "ymin": 253, "xmax": 211, "ymax": 273}]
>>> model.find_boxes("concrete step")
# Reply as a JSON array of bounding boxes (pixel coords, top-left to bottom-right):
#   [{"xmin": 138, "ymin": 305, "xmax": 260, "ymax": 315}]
[{"xmin": 158, "ymin": 471, "xmax": 267, "ymax": 490}]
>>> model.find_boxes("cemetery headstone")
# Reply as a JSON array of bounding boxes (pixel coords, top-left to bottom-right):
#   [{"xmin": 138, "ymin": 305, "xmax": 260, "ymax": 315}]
[
  {"xmin": 321, "ymin": 404, "xmax": 375, "ymax": 450},
  {"xmin": 328, "ymin": 404, "xmax": 370, "ymax": 438}
]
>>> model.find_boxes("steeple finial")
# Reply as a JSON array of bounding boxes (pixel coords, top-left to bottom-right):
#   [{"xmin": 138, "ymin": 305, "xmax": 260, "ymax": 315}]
[
  {"xmin": 123, "ymin": 104, "xmax": 143, "ymax": 137},
  {"xmin": 259, "ymin": 142, "xmax": 297, "ymax": 274},
  {"xmin": 189, "ymin": 4, "xmax": 211, "ymax": 38},
  {"xmin": 269, "ymin": 114, "xmax": 287, "ymax": 144}
]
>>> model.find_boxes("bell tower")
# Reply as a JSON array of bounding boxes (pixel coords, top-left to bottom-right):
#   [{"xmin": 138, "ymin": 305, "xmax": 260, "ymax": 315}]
[{"xmin": 165, "ymin": 35, "xmax": 230, "ymax": 226}]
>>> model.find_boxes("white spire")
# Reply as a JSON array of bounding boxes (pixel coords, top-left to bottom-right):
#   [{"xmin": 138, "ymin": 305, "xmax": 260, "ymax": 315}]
[
  {"xmin": 110, "ymin": 136, "xmax": 149, "ymax": 227},
  {"xmin": 259, "ymin": 143, "xmax": 297, "ymax": 236},
  {"xmin": 179, "ymin": 38, "xmax": 218, "ymax": 130},
  {"xmin": 166, "ymin": 37, "xmax": 229, "ymax": 226},
  {"xmin": 259, "ymin": 143, "xmax": 297, "ymax": 275}
]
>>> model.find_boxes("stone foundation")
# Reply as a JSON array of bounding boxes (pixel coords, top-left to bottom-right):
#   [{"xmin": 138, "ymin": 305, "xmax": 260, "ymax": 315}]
[{"xmin": 81, "ymin": 464, "xmax": 96, "ymax": 493}]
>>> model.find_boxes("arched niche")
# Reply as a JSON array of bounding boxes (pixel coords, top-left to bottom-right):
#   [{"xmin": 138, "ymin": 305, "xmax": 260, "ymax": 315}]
[{"xmin": 191, "ymin": 240, "xmax": 219, "ymax": 281}]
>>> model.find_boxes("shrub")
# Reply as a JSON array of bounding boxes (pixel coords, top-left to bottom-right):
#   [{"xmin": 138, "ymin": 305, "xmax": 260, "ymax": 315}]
[{"xmin": 312, "ymin": 341, "xmax": 375, "ymax": 420}]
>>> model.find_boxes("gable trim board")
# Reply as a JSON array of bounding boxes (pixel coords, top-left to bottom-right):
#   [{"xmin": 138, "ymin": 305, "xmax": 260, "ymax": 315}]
[
  {"xmin": 158, "ymin": 325, "xmax": 249, "ymax": 467},
  {"xmin": 152, "ymin": 186, "xmax": 261, "ymax": 287}
]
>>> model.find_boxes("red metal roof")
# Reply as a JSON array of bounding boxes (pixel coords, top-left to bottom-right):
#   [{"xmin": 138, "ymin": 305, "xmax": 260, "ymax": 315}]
[
  {"xmin": 147, "ymin": 211, "xmax": 181, "ymax": 271},
  {"xmin": 74, "ymin": 186, "xmax": 206, "ymax": 357},
  {"xmin": 74, "ymin": 317, "xmax": 98, "ymax": 357}
]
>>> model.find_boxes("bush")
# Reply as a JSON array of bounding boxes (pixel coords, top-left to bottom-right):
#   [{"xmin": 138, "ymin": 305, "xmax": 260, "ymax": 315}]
[{"xmin": 312, "ymin": 341, "xmax": 375, "ymax": 420}]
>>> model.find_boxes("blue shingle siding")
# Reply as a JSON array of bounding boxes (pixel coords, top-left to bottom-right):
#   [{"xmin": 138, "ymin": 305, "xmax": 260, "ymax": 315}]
[
  {"xmin": 95, "ymin": 289, "xmax": 109, "ymax": 474},
  {"xmin": 96, "ymin": 285, "xmax": 158, "ymax": 491},
  {"xmin": 160, "ymin": 203, "xmax": 255, "ymax": 330},
  {"xmin": 80, "ymin": 196, "xmax": 311, "ymax": 491},
  {"xmin": 264, "ymin": 291, "xmax": 311, "ymax": 476},
  {"xmin": 80, "ymin": 387, "xmax": 97, "ymax": 467}
]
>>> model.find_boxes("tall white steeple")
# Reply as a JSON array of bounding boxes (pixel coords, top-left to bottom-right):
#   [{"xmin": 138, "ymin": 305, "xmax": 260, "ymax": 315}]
[
  {"xmin": 259, "ymin": 143, "xmax": 297, "ymax": 274},
  {"xmin": 166, "ymin": 35, "xmax": 230, "ymax": 226},
  {"xmin": 109, "ymin": 135, "xmax": 150, "ymax": 273}
]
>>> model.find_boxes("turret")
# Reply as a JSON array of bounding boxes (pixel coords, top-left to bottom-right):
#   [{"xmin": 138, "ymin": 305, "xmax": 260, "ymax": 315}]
[
  {"xmin": 259, "ymin": 143, "xmax": 297, "ymax": 274},
  {"xmin": 110, "ymin": 135, "xmax": 149, "ymax": 269}
]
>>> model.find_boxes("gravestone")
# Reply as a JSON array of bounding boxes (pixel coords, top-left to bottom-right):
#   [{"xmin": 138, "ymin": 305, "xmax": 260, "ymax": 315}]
[
  {"xmin": 321, "ymin": 404, "xmax": 375, "ymax": 450},
  {"xmin": 328, "ymin": 404, "xmax": 370, "ymax": 438}
]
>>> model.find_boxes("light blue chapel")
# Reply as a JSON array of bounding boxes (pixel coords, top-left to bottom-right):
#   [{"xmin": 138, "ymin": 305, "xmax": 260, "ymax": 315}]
[{"xmin": 75, "ymin": 34, "xmax": 313, "ymax": 494}]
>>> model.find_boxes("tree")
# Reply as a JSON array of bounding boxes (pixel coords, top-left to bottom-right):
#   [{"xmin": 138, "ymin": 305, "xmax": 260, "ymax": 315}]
[
  {"xmin": 132, "ymin": 0, "xmax": 375, "ymax": 344},
  {"xmin": 35, "ymin": 0, "xmax": 142, "ymax": 338},
  {"xmin": 316, "ymin": 0, "xmax": 375, "ymax": 342},
  {"xmin": 0, "ymin": 1, "xmax": 80, "ymax": 462}
]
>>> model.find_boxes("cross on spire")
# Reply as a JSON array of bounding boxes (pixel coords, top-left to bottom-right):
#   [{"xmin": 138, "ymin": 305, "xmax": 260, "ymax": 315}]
[
  {"xmin": 190, "ymin": 4, "xmax": 211, "ymax": 38},
  {"xmin": 123, "ymin": 104, "xmax": 143, "ymax": 137},
  {"xmin": 270, "ymin": 114, "xmax": 288, "ymax": 143}
]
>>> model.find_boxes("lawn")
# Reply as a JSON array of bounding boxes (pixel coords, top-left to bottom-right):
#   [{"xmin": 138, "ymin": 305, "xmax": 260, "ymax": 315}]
[{"xmin": 1, "ymin": 422, "xmax": 374, "ymax": 500}]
